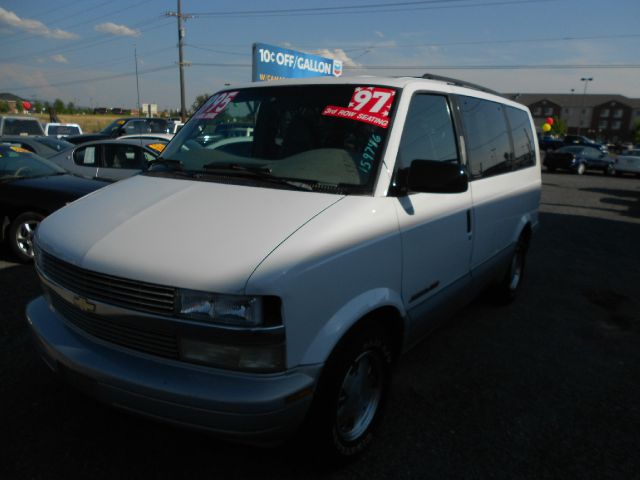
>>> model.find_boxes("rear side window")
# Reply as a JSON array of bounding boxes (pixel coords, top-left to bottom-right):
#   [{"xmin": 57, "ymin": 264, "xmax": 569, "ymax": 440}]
[
  {"xmin": 505, "ymin": 107, "xmax": 536, "ymax": 169},
  {"xmin": 397, "ymin": 94, "xmax": 459, "ymax": 170},
  {"xmin": 104, "ymin": 144, "xmax": 144, "ymax": 169},
  {"xmin": 457, "ymin": 96, "xmax": 512, "ymax": 179}
]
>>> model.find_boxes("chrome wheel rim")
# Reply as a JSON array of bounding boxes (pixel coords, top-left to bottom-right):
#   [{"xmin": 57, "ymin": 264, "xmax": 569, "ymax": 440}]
[
  {"xmin": 336, "ymin": 350, "xmax": 383, "ymax": 442},
  {"xmin": 509, "ymin": 248, "xmax": 523, "ymax": 291},
  {"xmin": 15, "ymin": 220, "xmax": 39, "ymax": 258}
]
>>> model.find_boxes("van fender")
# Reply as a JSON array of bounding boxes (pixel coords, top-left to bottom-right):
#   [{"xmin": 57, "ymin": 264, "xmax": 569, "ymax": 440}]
[
  {"xmin": 299, "ymin": 287, "xmax": 407, "ymax": 366},
  {"xmin": 511, "ymin": 212, "xmax": 536, "ymax": 247}
]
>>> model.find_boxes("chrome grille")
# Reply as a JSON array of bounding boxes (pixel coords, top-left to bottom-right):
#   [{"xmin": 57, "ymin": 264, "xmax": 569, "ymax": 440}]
[
  {"xmin": 38, "ymin": 249, "xmax": 177, "ymax": 315},
  {"xmin": 49, "ymin": 290, "xmax": 180, "ymax": 359}
]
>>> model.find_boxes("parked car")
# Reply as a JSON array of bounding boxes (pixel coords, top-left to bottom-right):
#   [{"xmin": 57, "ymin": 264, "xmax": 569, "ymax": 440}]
[
  {"xmin": 0, "ymin": 145, "xmax": 107, "ymax": 262},
  {"xmin": 538, "ymin": 134, "xmax": 564, "ymax": 152},
  {"xmin": 116, "ymin": 133, "xmax": 174, "ymax": 143},
  {"xmin": 562, "ymin": 135, "xmax": 608, "ymax": 153},
  {"xmin": 44, "ymin": 122, "xmax": 83, "ymax": 138},
  {"xmin": 48, "ymin": 139, "xmax": 165, "ymax": 182},
  {"xmin": 613, "ymin": 149, "xmax": 640, "ymax": 177},
  {"xmin": 167, "ymin": 120, "xmax": 184, "ymax": 134},
  {"xmin": 28, "ymin": 75, "xmax": 541, "ymax": 460},
  {"xmin": 544, "ymin": 145, "xmax": 614, "ymax": 175},
  {"xmin": 0, "ymin": 116, "xmax": 45, "ymax": 136},
  {"xmin": 65, "ymin": 118, "xmax": 169, "ymax": 144},
  {"xmin": 0, "ymin": 135, "xmax": 73, "ymax": 158}
]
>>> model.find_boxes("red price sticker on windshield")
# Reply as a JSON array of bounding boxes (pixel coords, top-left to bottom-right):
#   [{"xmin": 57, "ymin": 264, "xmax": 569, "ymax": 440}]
[
  {"xmin": 197, "ymin": 91, "xmax": 239, "ymax": 119},
  {"xmin": 322, "ymin": 87, "xmax": 395, "ymax": 128}
]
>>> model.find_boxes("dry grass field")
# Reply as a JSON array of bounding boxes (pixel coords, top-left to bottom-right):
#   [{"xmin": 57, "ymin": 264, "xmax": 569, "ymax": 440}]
[{"xmin": 33, "ymin": 114, "xmax": 123, "ymax": 134}]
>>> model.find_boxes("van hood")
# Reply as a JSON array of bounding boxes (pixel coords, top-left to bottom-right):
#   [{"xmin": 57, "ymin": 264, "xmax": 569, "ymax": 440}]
[{"xmin": 37, "ymin": 175, "xmax": 344, "ymax": 293}]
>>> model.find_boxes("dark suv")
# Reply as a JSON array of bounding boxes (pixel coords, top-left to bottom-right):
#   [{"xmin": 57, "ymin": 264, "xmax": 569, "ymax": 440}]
[
  {"xmin": 65, "ymin": 118, "xmax": 169, "ymax": 144},
  {"xmin": 563, "ymin": 135, "xmax": 608, "ymax": 153}
]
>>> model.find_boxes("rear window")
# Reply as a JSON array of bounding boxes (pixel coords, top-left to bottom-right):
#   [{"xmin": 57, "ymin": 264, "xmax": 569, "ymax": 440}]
[
  {"xmin": 2, "ymin": 118, "xmax": 44, "ymax": 135},
  {"xmin": 48, "ymin": 125, "xmax": 81, "ymax": 136}
]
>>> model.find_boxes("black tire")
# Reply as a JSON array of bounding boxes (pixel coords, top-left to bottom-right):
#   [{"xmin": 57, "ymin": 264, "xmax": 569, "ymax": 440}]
[
  {"xmin": 546, "ymin": 166, "xmax": 556, "ymax": 173},
  {"xmin": 8, "ymin": 212, "xmax": 44, "ymax": 263},
  {"xmin": 493, "ymin": 233, "xmax": 528, "ymax": 305},
  {"xmin": 301, "ymin": 322, "xmax": 393, "ymax": 465}
]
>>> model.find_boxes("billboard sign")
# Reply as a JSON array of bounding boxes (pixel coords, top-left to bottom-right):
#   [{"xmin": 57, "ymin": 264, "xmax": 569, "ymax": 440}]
[{"xmin": 252, "ymin": 43, "xmax": 343, "ymax": 82}]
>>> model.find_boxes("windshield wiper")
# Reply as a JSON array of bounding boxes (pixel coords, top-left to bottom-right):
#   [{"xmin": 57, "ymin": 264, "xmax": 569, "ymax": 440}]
[
  {"xmin": 149, "ymin": 158, "xmax": 184, "ymax": 170},
  {"xmin": 201, "ymin": 163, "xmax": 314, "ymax": 191},
  {"xmin": 146, "ymin": 158, "xmax": 195, "ymax": 178}
]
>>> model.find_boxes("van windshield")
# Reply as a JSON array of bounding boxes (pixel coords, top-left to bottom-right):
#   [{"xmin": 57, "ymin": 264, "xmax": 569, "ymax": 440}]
[{"xmin": 157, "ymin": 85, "xmax": 397, "ymax": 193}]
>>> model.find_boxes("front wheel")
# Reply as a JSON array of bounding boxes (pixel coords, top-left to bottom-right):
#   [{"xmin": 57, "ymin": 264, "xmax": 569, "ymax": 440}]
[
  {"xmin": 8, "ymin": 212, "xmax": 44, "ymax": 263},
  {"xmin": 301, "ymin": 323, "xmax": 393, "ymax": 464}
]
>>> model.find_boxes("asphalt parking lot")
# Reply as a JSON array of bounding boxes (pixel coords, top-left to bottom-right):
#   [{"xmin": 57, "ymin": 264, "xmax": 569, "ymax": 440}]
[{"xmin": 1, "ymin": 171, "xmax": 639, "ymax": 479}]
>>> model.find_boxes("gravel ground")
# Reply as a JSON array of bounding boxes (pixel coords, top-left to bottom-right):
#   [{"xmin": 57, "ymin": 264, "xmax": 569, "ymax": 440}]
[{"xmin": 1, "ymin": 171, "xmax": 639, "ymax": 479}]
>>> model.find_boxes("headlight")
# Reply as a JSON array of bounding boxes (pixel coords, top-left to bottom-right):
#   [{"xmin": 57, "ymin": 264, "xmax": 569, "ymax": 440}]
[{"xmin": 178, "ymin": 289, "xmax": 267, "ymax": 327}]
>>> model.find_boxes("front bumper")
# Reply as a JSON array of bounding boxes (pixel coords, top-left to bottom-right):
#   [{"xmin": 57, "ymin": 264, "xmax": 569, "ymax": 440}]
[{"xmin": 26, "ymin": 296, "xmax": 320, "ymax": 444}]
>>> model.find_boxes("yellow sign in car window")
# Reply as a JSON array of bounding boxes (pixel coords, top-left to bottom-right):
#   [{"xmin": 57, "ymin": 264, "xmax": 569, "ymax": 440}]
[
  {"xmin": 10, "ymin": 146, "xmax": 31, "ymax": 153},
  {"xmin": 148, "ymin": 143, "xmax": 166, "ymax": 153}
]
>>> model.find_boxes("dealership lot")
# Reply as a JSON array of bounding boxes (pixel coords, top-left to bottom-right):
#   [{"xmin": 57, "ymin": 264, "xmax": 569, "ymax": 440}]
[{"xmin": 1, "ymin": 172, "xmax": 639, "ymax": 479}]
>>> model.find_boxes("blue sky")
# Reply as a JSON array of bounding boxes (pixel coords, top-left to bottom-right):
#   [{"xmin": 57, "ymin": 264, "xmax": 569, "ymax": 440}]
[{"xmin": 1, "ymin": 0, "xmax": 639, "ymax": 111}]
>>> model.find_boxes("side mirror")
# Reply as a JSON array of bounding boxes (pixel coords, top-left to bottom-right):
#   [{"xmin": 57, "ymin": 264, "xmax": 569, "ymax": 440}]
[{"xmin": 402, "ymin": 159, "xmax": 468, "ymax": 194}]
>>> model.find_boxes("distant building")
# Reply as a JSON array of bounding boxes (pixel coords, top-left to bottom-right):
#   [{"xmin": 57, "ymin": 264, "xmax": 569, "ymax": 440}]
[
  {"xmin": 0, "ymin": 92, "xmax": 28, "ymax": 113},
  {"xmin": 506, "ymin": 93, "xmax": 640, "ymax": 143},
  {"xmin": 141, "ymin": 103, "xmax": 158, "ymax": 117}
]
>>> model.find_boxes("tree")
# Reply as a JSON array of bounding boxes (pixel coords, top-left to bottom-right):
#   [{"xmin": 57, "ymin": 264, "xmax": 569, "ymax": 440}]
[
  {"xmin": 16, "ymin": 102, "xmax": 23, "ymax": 113},
  {"xmin": 634, "ymin": 120, "xmax": 640, "ymax": 144},
  {"xmin": 191, "ymin": 93, "xmax": 211, "ymax": 113},
  {"xmin": 550, "ymin": 116, "xmax": 567, "ymax": 137},
  {"xmin": 66, "ymin": 101, "xmax": 75, "ymax": 114},
  {"xmin": 53, "ymin": 98, "xmax": 65, "ymax": 114},
  {"xmin": 0, "ymin": 101, "xmax": 9, "ymax": 113},
  {"xmin": 33, "ymin": 101, "xmax": 43, "ymax": 113}
]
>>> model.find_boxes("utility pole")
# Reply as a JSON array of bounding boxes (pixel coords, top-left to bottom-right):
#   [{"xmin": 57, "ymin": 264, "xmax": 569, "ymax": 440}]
[
  {"xmin": 577, "ymin": 77, "xmax": 593, "ymax": 136},
  {"xmin": 166, "ymin": 0, "xmax": 191, "ymax": 122},
  {"xmin": 134, "ymin": 45, "xmax": 141, "ymax": 116}
]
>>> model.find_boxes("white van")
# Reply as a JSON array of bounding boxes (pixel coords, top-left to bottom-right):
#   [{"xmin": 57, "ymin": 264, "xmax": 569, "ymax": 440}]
[{"xmin": 27, "ymin": 75, "xmax": 540, "ymax": 460}]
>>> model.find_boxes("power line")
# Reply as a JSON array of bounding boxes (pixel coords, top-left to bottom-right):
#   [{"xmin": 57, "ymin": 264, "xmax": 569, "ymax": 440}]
[
  {"xmin": 2, "ymin": 65, "xmax": 176, "ymax": 92},
  {"xmin": 185, "ymin": 44, "xmax": 247, "ymax": 57},
  {"xmin": 0, "ymin": 18, "xmax": 171, "ymax": 63},
  {"xmin": 349, "ymin": 64, "xmax": 640, "ymax": 70},
  {"xmin": 7, "ymin": 0, "xmax": 156, "ymax": 44},
  {"xmin": 188, "ymin": 0, "xmax": 554, "ymax": 18},
  {"xmin": 186, "ymin": 62, "xmax": 640, "ymax": 70}
]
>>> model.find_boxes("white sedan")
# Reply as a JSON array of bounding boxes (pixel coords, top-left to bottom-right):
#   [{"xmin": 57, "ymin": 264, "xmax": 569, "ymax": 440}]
[{"xmin": 614, "ymin": 149, "xmax": 640, "ymax": 176}]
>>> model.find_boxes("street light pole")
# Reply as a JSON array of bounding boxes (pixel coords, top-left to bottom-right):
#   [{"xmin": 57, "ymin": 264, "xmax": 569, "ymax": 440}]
[
  {"xmin": 577, "ymin": 77, "xmax": 593, "ymax": 135},
  {"xmin": 134, "ymin": 46, "xmax": 141, "ymax": 116}
]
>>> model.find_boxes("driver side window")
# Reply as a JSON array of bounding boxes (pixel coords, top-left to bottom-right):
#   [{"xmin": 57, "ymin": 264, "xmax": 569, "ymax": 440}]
[{"xmin": 397, "ymin": 94, "xmax": 459, "ymax": 170}]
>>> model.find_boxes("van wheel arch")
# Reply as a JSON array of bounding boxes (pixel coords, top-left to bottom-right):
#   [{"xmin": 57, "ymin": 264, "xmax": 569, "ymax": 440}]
[{"xmin": 297, "ymin": 308, "xmax": 404, "ymax": 463}]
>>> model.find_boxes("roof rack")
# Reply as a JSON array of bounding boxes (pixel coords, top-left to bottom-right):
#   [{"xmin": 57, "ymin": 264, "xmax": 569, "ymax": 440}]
[{"xmin": 420, "ymin": 73, "xmax": 502, "ymax": 97}]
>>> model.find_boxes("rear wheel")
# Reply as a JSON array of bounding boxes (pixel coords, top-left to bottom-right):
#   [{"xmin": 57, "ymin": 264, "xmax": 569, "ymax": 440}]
[
  {"xmin": 493, "ymin": 233, "xmax": 528, "ymax": 304},
  {"xmin": 8, "ymin": 212, "xmax": 43, "ymax": 263},
  {"xmin": 576, "ymin": 163, "xmax": 586, "ymax": 175}
]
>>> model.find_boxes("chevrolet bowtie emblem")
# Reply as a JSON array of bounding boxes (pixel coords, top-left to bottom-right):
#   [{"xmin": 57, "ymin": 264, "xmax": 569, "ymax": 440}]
[{"xmin": 72, "ymin": 296, "xmax": 96, "ymax": 313}]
